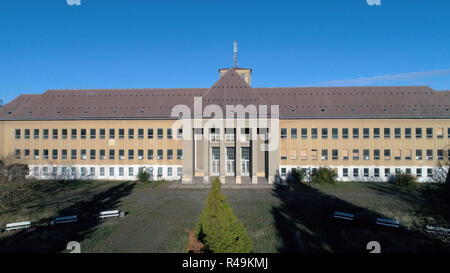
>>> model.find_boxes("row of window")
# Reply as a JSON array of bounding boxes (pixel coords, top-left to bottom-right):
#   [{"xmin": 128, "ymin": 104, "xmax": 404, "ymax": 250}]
[
  {"xmin": 14, "ymin": 128, "xmax": 183, "ymax": 140},
  {"xmin": 16, "ymin": 149, "xmax": 182, "ymax": 161},
  {"xmin": 32, "ymin": 166, "xmax": 182, "ymax": 178},
  {"xmin": 280, "ymin": 127, "xmax": 449, "ymax": 140},
  {"xmin": 280, "ymin": 167, "xmax": 434, "ymax": 178},
  {"xmin": 280, "ymin": 149, "xmax": 449, "ymax": 161}
]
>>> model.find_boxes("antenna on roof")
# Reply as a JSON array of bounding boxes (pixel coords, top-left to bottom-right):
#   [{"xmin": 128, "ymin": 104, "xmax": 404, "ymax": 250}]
[{"xmin": 233, "ymin": 41, "xmax": 238, "ymax": 68}]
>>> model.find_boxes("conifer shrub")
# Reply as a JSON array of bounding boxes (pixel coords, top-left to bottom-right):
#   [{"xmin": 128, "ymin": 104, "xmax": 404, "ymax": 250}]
[
  {"xmin": 391, "ymin": 173, "xmax": 418, "ymax": 187},
  {"xmin": 137, "ymin": 168, "xmax": 150, "ymax": 182},
  {"xmin": 312, "ymin": 167, "xmax": 337, "ymax": 184},
  {"xmin": 195, "ymin": 178, "xmax": 252, "ymax": 253}
]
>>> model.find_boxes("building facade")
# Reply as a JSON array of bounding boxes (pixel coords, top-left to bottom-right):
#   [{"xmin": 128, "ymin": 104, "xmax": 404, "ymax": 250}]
[{"xmin": 0, "ymin": 68, "xmax": 449, "ymax": 183}]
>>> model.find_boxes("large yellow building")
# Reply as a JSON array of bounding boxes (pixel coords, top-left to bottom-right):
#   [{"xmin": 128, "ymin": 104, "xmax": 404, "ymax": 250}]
[{"xmin": 0, "ymin": 68, "xmax": 449, "ymax": 183}]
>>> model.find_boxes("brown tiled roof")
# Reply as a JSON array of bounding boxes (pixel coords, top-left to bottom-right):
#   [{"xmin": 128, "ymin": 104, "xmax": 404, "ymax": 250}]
[{"xmin": 1, "ymin": 68, "xmax": 449, "ymax": 120}]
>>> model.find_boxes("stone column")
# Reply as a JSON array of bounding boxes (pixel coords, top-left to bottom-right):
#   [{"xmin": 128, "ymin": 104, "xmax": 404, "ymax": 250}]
[
  {"xmin": 219, "ymin": 129, "xmax": 225, "ymax": 184},
  {"xmin": 235, "ymin": 127, "xmax": 241, "ymax": 184},
  {"xmin": 181, "ymin": 129, "xmax": 193, "ymax": 183},
  {"xmin": 203, "ymin": 127, "xmax": 209, "ymax": 183},
  {"xmin": 251, "ymin": 126, "xmax": 258, "ymax": 184}
]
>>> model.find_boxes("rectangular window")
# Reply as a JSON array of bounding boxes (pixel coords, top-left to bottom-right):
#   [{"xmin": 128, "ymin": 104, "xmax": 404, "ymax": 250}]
[
  {"xmin": 291, "ymin": 128, "xmax": 297, "ymax": 139},
  {"xmin": 128, "ymin": 128, "xmax": 134, "ymax": 139},
  {"xmin": 448, "ymin": 128, "xmax": 450, "ymax": 139},
  {"xmin": 15, "ymin": 129, "xmax": 21, "ymax": 139},
  {"xmin": 384, "ymin": 149, "xmax": 391, "ymax": 160},
  {"xmin": 119, "ymin": 167, "xmax": 124, "ymax": 177},
  {"xmin": 128, "ymin": 149, "xmax": 135, "ymax": 160},
  {"xmin": 99, "ymin": 129, "xmax": 105, "ymax": 139},
  {"xmin": 342, "ymin": 149, "xmax": 349, "ymax": 160},
  {"xmin": 416, "ymin": 168, "xmax": 422, "ymax": 177},
  {"xmin": 300, "ymin": 149, "xmax": 307, "ymax": 160},
  {"xmin": 157, "ymin": 149, "xmax": 163, "ymax": 160},
  {"xmin": 395, "ymin": 128, "xmax": 401, "ymax": 139},
  {"xmin": 34, "ymin": 149, "xmax": 39, "ymax": 159},
  {"xmin": 148, "ymin": 149, "xmax": 154, "ymax": 160},
  {"xmin": 437, "ymin": 127, "xmax": 444, "ymax": 139},
  {"xmin": 342, "ymin": 128, "xmax": 349, "ymax": 139},
  {"xmin": 437, "ymin": 149, "xmax": 444, "ymax": 160},
  {"xmin": 128, "ymin": 167, "xmax": 134, "ymax": 177},
  {"xmin": 138, "ymin": 129, "xmax": 144, "ymax": 139},
  {"xmin": 374, "ymin": 168, "xmax": 380, "ymax": 177},
  {"xmin": 353, "ymin": 168, "xmax": 359, "ymax": 177},
  {"xmin": 332, "ymin": 149, "xmax": 338, "ymax": 160},
  {"xmin": 374, "ymin": 149, "xmax": 380, "ymax": 160},
  {"xmin": 384, "ymin": 128, "xmax": 390, "ymax": 139},
  {"xmin": 363, "ymin": 128, "xmax": 369, "ymax": 139},
  {"xmin": 416, "ymin": 149, "xmax": 422, "ymax": 160},
  {"xmin": 90, "ymin": 167, "xmax": 95, "ymax": 176},
  {"xmin": 280, "ymin": 150, "xmax": 287, "ymax": 160},
  {"xmin": 384, "ymin": 168, "xmax": 390, "ymax": 177},
  {"xmin": 352, "ymin": 149, "xmax": 359, "ymax": 160},
  {"xmin": 109, "ymin": 149, "xmax": 115, "ymax": 160},
  {"xmin": 415, "ymin": 128, "xmax": 422, "ymax": 139},
  {"xmin": 332, "ymin": 128, "xmax": 338, "ymax": 139},
  {"xmin": 25, "ymin": 129, "xmax": 30, "ymax": 139},
  {"xmin": 301, "ymin": 128, "xmax": 307, "ymax": 139},
  {"xmin": 364, "ymin": 168, "xmax": 369, "ymax": 177},
  {"xmin": 157, "ymin": 129, "xmax": 163, "ymax": 139},
  {"xmin": 62, "ymin": 149, "xmax": 67, "ymax": 160},
  {"xmin": 90, "ymin": 129, "xmax": 96, "ymax": 139},
  {"xmin": 148, "ymin": 128, "xmax": 154, "ymax": 139},
  {"xmin": 71, "ymin": 149, "xmax": 76, "ymax": 160},
  {"xmin": 426, "ymin": 128, "xmax": 433, "ymax": 139},
  {"xmin": 15, "ymin": 149, "xmax": 21, "ymax": 159},
  {"xmin": 167, "ymin": 149, "xmax": 173, "ymax": 160},
  {"xmin": 321, "ymin": 149, "xmax": 328, "ymax": 160},
  {"xmin": 119, "ymin": 129, "xmax": 125, "ymax": 139},
  {"xmin": 34, "ymin": 129, "xmax": 39, "ymax": 139},
  {"xmin": 363, "ymin": 149, "xmax": 370, "ymax": 160},
  {"xmin": 81, "ymin": 149, "xmax": 86, "ymax": 160},
  {"xmin": 427, "ymin": 168, "xmax": 433, "ymax": 177},
  {"xmin": 138, "ymin": 149, "xmax": 144, "ymax": 160},
  {"xmin": 90, "ymin": 149, "xmax": 96, "ymax": 160},
  {"xmin": 426, "ymin": 149, "xmax": 433, "ymax": 160},
  {"xmin": 393, "ymin": 149, "xmax": 401, "ymax": 160},
  {"xmin": 373, "ymin": 128, "xmax": 380, "ymax": 139},
  {"xmin": 343, "ymin": 168, "xmax": 348, "ymax": 177},
  {"xmin": 281, "ymin": 128, "xmax": 287, "ymax": 139},
  {"xmin": 168, "ymin": 167, "xmax": 173, "ymax": 177},
  {"xmin": 43, "ymin": 129, "xmax": 49, "ymax": 139},
  {"xmin": 289, "ymin": 149, "xmax": 297, "ymax": 160},
  {"xmin": 109, "ymin": 129, "xmax": 115, "ymax": 139},
  {"xmin": 405, "ymin": 149, "xmax": 412, "ymax": 160},
  {"xmin": 24, "ymin": 149, "xmax": 30, "ymax": 157},
  {"xmin": 177, "ymin": 128, "xmax": 183, "ymax": 139},
  {"xmin": 311, "ymin": 128, "xmax": 318, "ymax": 139},
  {"xmin": 311, "ymin": 149, "xmax": 318, "ymax": 160},
  {"xmin": 352, "ymin": 128, "xmax": 359, "ymax": 139},
  {"xmin": 100, "ymin": 167, "xmax": 105, "ymax": 177},
  {"xmin": 177, "ymin": 149, "xmax": 182, "ymax": 160},
  {"xmin": 405, "ymin": 128, "xmax": 411, "ymax": 139},
  {"xmin": 100, "ymin": 149, "xmax": 106, "ymax": 160},
  {"xmin": 281, "ymin": 168, "xmax": 287, "ymax": 177},
  {"xmin": 167, "ymin": 129, "xmax": 173, "ymax": 139},
  {"xmin": 52, "ymin": 149, "xmax": 58, "ymax": 160},
  {"xmin": 321, "ymin": 128, "xmax": 328, "ymax": 139},
  {"xmin": 109, "ymin": 167, "xmax": 115, "ymax": 177},
  {"xmin": 119, "ymin": 149, "xmax": 125, "ymax": 160},
  {"xmin": 157, "ymin": 167, "xmax": 163, "ymax": 178},
  {"xmin": 43, "ymin": 149, "xmax": 49, "ymax": 160},
  {"xmin": 177, "ymin": 167, "xmax": 182, "ymax": 177},
  {"xmin": 81, "ymin": 129, "xmax": 86, "ymax": 139}
]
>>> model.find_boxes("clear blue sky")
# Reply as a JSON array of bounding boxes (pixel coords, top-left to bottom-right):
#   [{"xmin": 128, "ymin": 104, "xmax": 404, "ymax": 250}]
[{"xmin": 1, "ymin": 0, "xmax": 449, "ymax": 104}]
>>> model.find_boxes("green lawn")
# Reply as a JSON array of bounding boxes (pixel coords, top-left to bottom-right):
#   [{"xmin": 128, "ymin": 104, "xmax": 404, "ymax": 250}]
[{"xmin": 0, "ymin": 180, "xmax": 449, "ymax": 253}]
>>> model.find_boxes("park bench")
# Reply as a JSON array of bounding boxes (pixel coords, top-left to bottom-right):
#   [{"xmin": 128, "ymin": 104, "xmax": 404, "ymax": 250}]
[
  {"xmin": 99, "ymin": 210, "xmax": 120, "ymax": 220},
  {"xmin": 425, "ymin": 225, "xmax": 450, "ymax": 236},
  {"xmin": 333, "ymin": 211, "xmax": 355, "ymax": 221},
  {"xmin": 5, "ymin": 221, "xmax": 31, "ymax": 232},
  {"xmin": 376, "ymin": 217, "xmax": 399, "ymax": 228},
  {"xmin": 52, "ymin": 215, "xmax": 78, "ymax": 225}
]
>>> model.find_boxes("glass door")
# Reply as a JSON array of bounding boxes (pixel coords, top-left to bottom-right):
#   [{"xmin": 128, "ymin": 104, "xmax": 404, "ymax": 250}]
[
  {"xmin": 241, "ymin": 147, "xmax": 250, "ymax": 176},
  {"xmin": 226, "ymin": 147, "xmax": 235, "ymax": 176},
  {"xmin": 210, "ymin": 147, "xmax": 220, "ymax": 176}
]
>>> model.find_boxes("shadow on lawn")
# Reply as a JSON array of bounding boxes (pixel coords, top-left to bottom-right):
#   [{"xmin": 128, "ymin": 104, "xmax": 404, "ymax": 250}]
[
  {"xmin": 0, "ymin": 182, "xmax": 135, "ymax": 253},
  {"xmin": 272, "ymin": 182, "xmax": 449, "ymax": 253}
]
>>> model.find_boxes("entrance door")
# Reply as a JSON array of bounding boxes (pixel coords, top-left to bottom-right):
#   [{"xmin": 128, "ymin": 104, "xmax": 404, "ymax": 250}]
[
  {"xmin": 241, "ymin": 147, "xmax": 251, "ymax": 176},
  {"xmin": 210, "ymin": 147, "xmax": 220, "ymax": 176},
  {"xmin": 226, "ymin": 147, "xmax": 235, "ymax": 176}
]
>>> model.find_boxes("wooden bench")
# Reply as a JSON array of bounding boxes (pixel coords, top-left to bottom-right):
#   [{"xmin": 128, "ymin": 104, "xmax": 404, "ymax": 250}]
[
  {"xmin": 333, "ymin": 211, "xmax": 355, "ymax": 221},
  {"xmin": 5, "ymin": 221, "xmax": 31, "ymax": 232},
  {"xmin": 53, "ymin": 215, "xmax": 78, "ymax": 225},
  {"xmin": 425, "ymin": 225, "xmax": 450, "ymax": 236},
  {"xmin": 376, "ymin": 217, "xmax": 399, "ymax": 228},
  {"xmin": 99, "ymin": 210, "xmax": 120, "ymax": 220}
]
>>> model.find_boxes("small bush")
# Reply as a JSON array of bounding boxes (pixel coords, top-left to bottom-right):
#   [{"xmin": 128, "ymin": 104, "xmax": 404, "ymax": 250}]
[
  {"xmin": 137, "ymin": 168, "xmax": 150, "ymax": 182},
  {"xmin": 391, "ymin": 173, "xmax": 418, "ymax": 187},
  {"xmin": 290, "ymin": 168, "xmax": 305, "ymax": 184},
  {"xmin": 195, "ymin": 178, "xmax": 252, "ymax": 253},
  {"xmin": 312, "ymin": 167, "xmax": 337, "ymax": 184},
  {"xmin": 6, "ymin": 163, "xmax": 29, "ymax": 182}
]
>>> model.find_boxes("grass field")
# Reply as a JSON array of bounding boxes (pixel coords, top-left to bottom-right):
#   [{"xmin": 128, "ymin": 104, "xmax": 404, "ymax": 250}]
[{"xmin": 0, "ymin": 180, "xmax": 449, "ymax": 253}]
